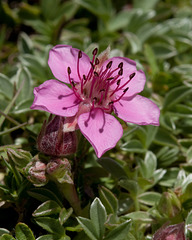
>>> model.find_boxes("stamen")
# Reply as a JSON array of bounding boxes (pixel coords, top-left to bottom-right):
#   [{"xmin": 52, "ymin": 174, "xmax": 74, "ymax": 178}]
[
  {"xmin": 92, "ymin": 48, "xmax": 98, "ymax": 56},
  {"xmin": 98, "ymin": 89, "xmax": 105, "ymax": 105},
  {"xmin": 95, "ymin": 58, "xmax": 100, "ymax": 65},
  {"xmin": 118, "ymin": 62, "xmax": 123, "ymax": 68},
  {"xmin": 106, "ymin": 61, "xmax": 113, "ymax": 69},
  {"xmin": 118, "ymin": 69, "xmax": 123, "ymax": 76},
  {"xmin": 99, "ymin": 110, "xmax": 106, "ymax": 133},
  {"xmin": 112, "ymin": 87, "xmax": 129, "ymax": 103},
  {"xmin": 129, "ymin": 72, "xmax": 136, "ymax": 79},
  {"xmin": 77, "ymin": 51, "xmax": 82, "ymax": 81},
  {"xmin": 117, "ymin": 72, "xmax": 136, "ymax": 91}
]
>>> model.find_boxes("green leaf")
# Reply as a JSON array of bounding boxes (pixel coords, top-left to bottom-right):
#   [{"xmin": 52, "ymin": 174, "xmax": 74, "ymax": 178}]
[
  {"xmin": 28, "ymin": 188, "xmax": 63, "ymax": 207},
  {"xmin": 59, "ymin": 208, "xmax": 73, "ymax": 225},
  {"xmin": 90, "ymin": 198, "xmax": 107, "ymax": 239},
  {"xmin": 0, "ymin": 234, "xmax": 15, "ymax": 240},
  {"xmin": 144, "ymin": 44, "xmax": 159, "ymax": 76},
  {"xmin": 98, "ymin": 157, "xmax": 127, "ymax": 179},
  {"xmin": 144, "ymin": 151, "xmax": 157, "ymax": 178},
  {"xmin": 121, "ymin": 140, "xmax": 145, "ymax": 153},
  {"xmin": 77, "ymin": 217, "xmax": 98, "ymax": 240},
  {"xmin": 15, "ymin": 67, "xmax": 33, "ymax": 104},
  {"xmin": 15, "ymin": 223, "xmax": 35, "ymax": 240},
  {"xmin": 133, "ymin": 0, "xmax": 159, "ymax": 9},
  {"xmin": 18, "ymin": 32, "xmax": 33, "ymax": 54},
  {"xmin": 33, "ymin": 200, "xmax": 61, "ymax": 217},
  {"xmin": 0, "ymin": 229, "xmax": 10, "ymax": 236},
  {"xmin": 35, "ymin": 217, "xmax": 65, "ymax": 235},
  {"xmin": 75, "ymin": 0, "xmax": 113, "ymax": 21},
  {"xmin": 124, "ymin": 211, "xmax": 153, "ymax": 223},
  {"xmin": 99, "ymin": 186, "xmax": 118, "ymax": 215},
  {"xmin": 0, "ymin": 74, "xmax": 13, "ymax": 100},
  {"xmin": 104, "ymin": 220, "xmax": 131, "ymax": 240},
  {"xmin": 163, "ymin": 85, "xmax": 192, "ymax": 110},
  {"xmin": 138, "ymin": 192, "xmax": 161, "ymax": 206},
  {"xmin": 119, "ymin": 179, "xmax": 138, "ymax": 197}
]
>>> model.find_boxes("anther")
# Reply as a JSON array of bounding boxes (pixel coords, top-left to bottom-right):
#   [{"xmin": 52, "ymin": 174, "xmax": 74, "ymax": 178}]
[
  {"xmin": 123, "ymin": 87, "xmax": 129, "ymax": 93},
  {"xmin": 118, "ymin": 69, "xmax": 123, "ymax": 76},
  {"xmin": 100, "ymin": 89, "xmax": 105, "ymax": 92},
  {"xmin": 94, "ymin": 71, "xmax": 99, "ymax": 77},
  {"xmin": 92, "ymin": 48, "xmax": 98, "ymax": 56},
  {"xmin": 78, "ymin": 50, "xmax": 82, "ymax": 58},
  {"xmin": 83, "ymin": 74, "xmax": 86, "ymax": 80},
  {"xmin": 58, "ymin": 95, "xmax": 64, "ymax": 100},
  {"xmin": 106, "ymin": 77, "xmax": 114, "ymax": 81},
  {"xmin": 118, "ymin": 62, "xmax": 123, "ymax": 68},
  {"xmin": 106, "ymin": 61, "xmax": 113, "ymax": 69},
  {"xmin": 117, "ymin": 79, "xmax": 121, "ymax": 85},
  {"xmin": 95, "ymin": 58, "xmax": 100, "ymax": 65},
  {"xmin": 67, "ymin": 67, "xmax": 71, "ymax": 74},
  {"xmin": 129, "ymin": 72, "xmax": 136, "ymax": 79}
]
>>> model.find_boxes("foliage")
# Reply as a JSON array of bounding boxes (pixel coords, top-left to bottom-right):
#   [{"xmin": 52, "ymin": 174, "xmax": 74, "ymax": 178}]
[{"xmin": 1, "ymin": 0, "xmax": 192, "ymax": 239}]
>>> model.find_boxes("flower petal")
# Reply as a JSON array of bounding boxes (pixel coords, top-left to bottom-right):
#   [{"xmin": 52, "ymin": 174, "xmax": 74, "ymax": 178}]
[
  {"xmin": 31, "ymin": 80, "xmax": 80, "ymax": 117},
  {"xmin": 48, "ymin": 45, "xmax": 91, "ymax": 83},
  {"xmin": 78, "ymin": 108, "xmax": 123, "ymax": 158},
  {"xmin": 103, "ymin": 57, "xmax": 146, "ymax": 97},
  {"xmin": 114, "ymin": 95, "xmax": 160, "ymax": 125}
]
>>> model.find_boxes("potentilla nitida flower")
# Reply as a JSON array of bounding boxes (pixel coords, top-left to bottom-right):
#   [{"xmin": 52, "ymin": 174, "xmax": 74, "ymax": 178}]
[{"xmin": 31, "ymin": 45, "xmax": 160, "ymax": 158}]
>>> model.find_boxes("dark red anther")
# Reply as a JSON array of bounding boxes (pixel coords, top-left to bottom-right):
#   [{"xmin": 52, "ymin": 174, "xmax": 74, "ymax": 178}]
[
  {"xmin": 95, "ymin": 58, "xmax": 100, "ymax": 65},
  {"xmin": 67, "ymin": 67, "xmax": 71, "ymax": 74},
  {"xmin": 118, "ymin": 69, "xmax": 123, "ymax": 76},
  {"xmin": 94, "ymin": 71, "xmax": 99, "ymax": 77},
  {"xmin": 92, "ymin": 48, "xmax": 98, "ymax": 56},
  {"xmin": 117, "ymin": 79, "xmax": 121, "ymax": 85},
  {"xmin": 118, "ymin": 62, "xmax": 123, "ymax": 68},
  {"xmin": 78, "ymin": 50, "xmax": 82, "ymax": 58},
  {"xmin": 83, "ymin": 75, "xmax": 86, "ymax": 80},
  {"xmin": 106, "ymin": 61, "xmax": 113, "ymax": 69},
  {"xmin": 123, "ymin": 87, "xmax": 129, "ymax": 93},
  {"xmin": 129, "ymin": 72, "xmax": 136, "ymax": 79}
]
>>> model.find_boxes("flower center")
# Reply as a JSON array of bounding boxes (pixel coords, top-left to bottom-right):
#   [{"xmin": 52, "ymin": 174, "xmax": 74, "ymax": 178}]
[{"xmin": 67, "ymin": 48, "xmax": 136, "ymax": 113}]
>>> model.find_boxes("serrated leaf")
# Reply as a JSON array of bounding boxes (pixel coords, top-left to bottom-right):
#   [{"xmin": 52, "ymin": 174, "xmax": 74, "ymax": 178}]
[
  {"xmin": 15, "ymin": 223, "xmax": 35, "ymax": 240},
  {"xmin": 33, "ymin": 200, "xmax": 61, "ymax": 217},
  {"xmin": 99, "ymin": 186, "xmax": 118, "ymax": 215},
  {"xmin": 35, "ymin": 217, "xmax": 65, "ymax": 235},
  {"xmin": 104, "ymin": 220, "xmax": 131, "ymax": 240},
  {"xmin": 90, "ymin": 198, "xmax": 107, "ymax": 239},
  {"xmin": 77, "ymin": 217, "xmax": 98, "ymax": 240}
]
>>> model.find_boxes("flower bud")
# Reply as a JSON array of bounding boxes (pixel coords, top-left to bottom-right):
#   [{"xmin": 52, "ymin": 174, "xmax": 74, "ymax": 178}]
[
  {"xmin": 25, "ymin": 160, "xmax": 47, "ymax": 186},
  {"xmin": 46, "ymin": 158, "xmax": 73, "ymax": 184},
  {"xmin": 157, "ymin": 190, "xmax": 181, "ymax": 218},
  {"xmin": 37, "ymin": 115, "xmax": 77, "ymax": 157},
  {"xmin": 153, "ymin": 222, "xmax": 185, "ymax": 240}
]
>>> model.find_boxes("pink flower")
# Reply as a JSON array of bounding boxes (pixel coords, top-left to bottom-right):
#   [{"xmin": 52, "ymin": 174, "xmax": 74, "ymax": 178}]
[{"xmin": 31, "ymin": 45, "xmax": 160, "ymax": 158}]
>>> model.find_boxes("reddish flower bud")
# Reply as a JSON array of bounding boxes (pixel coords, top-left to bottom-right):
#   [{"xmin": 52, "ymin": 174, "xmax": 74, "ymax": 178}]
[
  {"xmin": 25, "ymin": 160, "xmax": 47, "ymax": 186},
  {"xmin": 37, "ymin": 115, "xmax": 77, "ymax": 157},
  {"xmin": 153, "ymin": 222, "xmax": 186, "ymax": 240},
  {"xmin": 46, "ymin": 158, "xmax": 73, "ymax": 184}
]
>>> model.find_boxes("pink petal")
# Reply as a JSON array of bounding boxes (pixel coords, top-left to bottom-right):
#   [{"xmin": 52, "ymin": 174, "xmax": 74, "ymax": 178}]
[
  {"xmin": 31, "ymin": 80, "xmax": 80, "ymax": 117},
  {"xmin": 103, "ymin": 57, "xmax": 146, "ymax": 97},
  {"xmin": 114, "ymin": 95, "xmax": 160, "ymax": 125},
  {"xmin": 78, "ymin": 108, "xmax": 123, "ymax": 158},
  {"xmin": 48, "ymin": 45, "xmax": 91, "ymax": 83}
]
